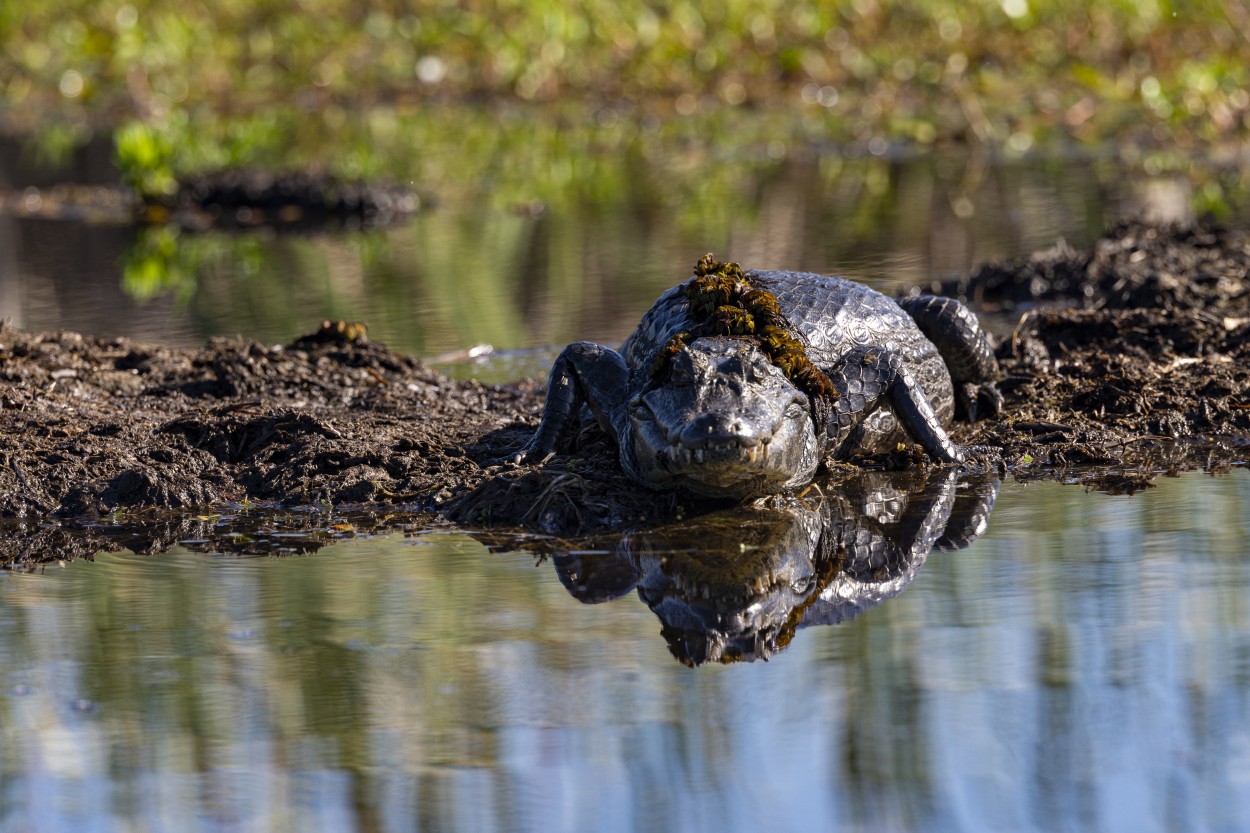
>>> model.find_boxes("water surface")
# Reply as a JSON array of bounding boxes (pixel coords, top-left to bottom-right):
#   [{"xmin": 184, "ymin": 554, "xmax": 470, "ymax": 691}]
[
  {"xmin": 2, "ymin": 470, "xmax": 1248, "ymax": 832},
  {"xmin": 2, "ymin": 144, "xmax": 1234, "ymax": 362}
]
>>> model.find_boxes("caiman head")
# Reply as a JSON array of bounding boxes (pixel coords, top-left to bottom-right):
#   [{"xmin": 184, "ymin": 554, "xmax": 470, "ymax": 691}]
[{"xmin": 624, "ymin": 336, "xmax": 821, "ymax": 500}]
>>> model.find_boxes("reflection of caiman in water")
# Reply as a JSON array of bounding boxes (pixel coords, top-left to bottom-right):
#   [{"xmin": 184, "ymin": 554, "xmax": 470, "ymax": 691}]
[{"xmin": 546, "ymin": 468, "xmax": 998, "ymax": 666}]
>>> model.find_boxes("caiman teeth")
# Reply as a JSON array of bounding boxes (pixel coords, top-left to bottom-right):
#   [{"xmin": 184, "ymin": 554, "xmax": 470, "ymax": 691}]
[
  {"xmin": 667, "ymin": 440, "xmax": 769, "ymax": 467},
  {"xmin": 668, "ymin": 446, "xmax": 693, "ymax": 465}
]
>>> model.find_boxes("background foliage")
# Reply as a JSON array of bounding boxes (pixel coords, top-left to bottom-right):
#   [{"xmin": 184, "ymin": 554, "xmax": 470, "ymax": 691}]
[
  {"xmin": 3, "ymin": 1, "xmax": 1249, "ymax": 354},
  {"xmin": 2, "ymin": 0, "xmax": 1249, "ymax": 183}
]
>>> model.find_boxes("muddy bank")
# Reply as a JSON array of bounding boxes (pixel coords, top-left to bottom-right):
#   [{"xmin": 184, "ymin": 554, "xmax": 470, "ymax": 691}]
[
  {"xmin": 0, "ymin": 505, "xmax": 446, "ymax": 566},
  {"xmin": 926, "ymin": 221, "xmax": 1250, "ymax": 312},
  {"xmin": 0, "ymin": 320, "xmax": 537, "ymax": 523},
  {"xmin": 147, "ymin": 169, "xmax": 419, "ymax": 230},
  {"xmin": 1, "ymin": 222, "xmax": 1248, "ymax": 562},
  {"xmin": 935, "ymin": 220, "xmax": 1250, "ymax": 484},
  {"xmin": 0, "ymin": 170, "xmax": 419, "ymax": 230}
]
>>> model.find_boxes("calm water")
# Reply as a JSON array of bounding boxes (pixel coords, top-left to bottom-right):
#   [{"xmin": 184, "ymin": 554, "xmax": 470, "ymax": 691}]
[
  {"xmin": 3, "ymin": 143, "xmax": 1240, "ymax": 364},
  {"xmin": 1, "ymin": 470, "xmax": 1248, "ymax": 832}
]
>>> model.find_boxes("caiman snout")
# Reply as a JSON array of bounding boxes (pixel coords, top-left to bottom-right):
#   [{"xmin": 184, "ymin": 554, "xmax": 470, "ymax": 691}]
[{"xmin": 674, "ymin": 412, "xmax": 763, "ymax": 448}]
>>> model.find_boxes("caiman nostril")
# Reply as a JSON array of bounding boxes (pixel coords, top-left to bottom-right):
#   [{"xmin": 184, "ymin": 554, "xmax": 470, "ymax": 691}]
[{"xmin": 679, "ymin": 413, "xmax": 760, "ymax": 448}]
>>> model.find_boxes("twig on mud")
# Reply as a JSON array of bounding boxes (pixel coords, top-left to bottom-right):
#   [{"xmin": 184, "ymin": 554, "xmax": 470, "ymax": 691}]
[
  {"xmin": 7, "ymin": 458, "xmax": 52, "ymax": 514},
  {"xmin": 519, "ymin": 472, "xmax": 585, "ymax": 527},
  {"xmin": 1107, "ymin": 435, "xmax": 1172, "ymax": 447},
  {"xmin": 212, "ymin": 399, "xmax": 264, "ymax": 415},
  {"xmin": 1010, "ymin": 311, "xmax": 1038, "ymax": 355},
  {"xmin": 795, "ymin": 481, "xmax": 826, "ymax": 511},
  {"xmin": 1012, "ymin": 420, "xmax": 1075, "ymax": 434},
  {"xmin": 1160, "ymin": 355, "xmax": 1232, "ymax": 373}
]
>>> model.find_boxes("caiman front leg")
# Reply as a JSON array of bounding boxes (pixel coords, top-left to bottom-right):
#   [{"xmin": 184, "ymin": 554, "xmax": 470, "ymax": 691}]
[
  {"xmin": 514, "ymin": 342, "xmax": 630, "ymax": 464},
  {"xmin": 824, "ymin": 345, "xmax": 967, "ymax": 463},
  {"xmin": 838, "ymin": 468, "xmax": 960, "ymax": 581},
  {"xmin": 896, "ymin": 295, "xmax": 1003, "ymax": 421},
  {"xmin": 933, "ymin": 472, "xmax": 1000, "ymax": 551}
]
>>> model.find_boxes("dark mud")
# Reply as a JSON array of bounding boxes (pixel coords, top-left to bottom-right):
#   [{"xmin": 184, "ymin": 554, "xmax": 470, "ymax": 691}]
[
  {"xmin": 0, "ymin": 170, "xmax": 418, "ymax": 230},
  {"xmin": 1, "ymin": 222, "xmax": 1248, "ymax": 565},
  {"xmin": 927, "ymin": 221, "xmax": 1250, "ymax": 312},
  {"xmin": 147, "ymin": 169, "xmax": 419, "ymax": 230},
  {"xmin": 932, "ymin": 220, "xmax": 1250, "ymax": 487},
  {"xmin": 0, "ymin": 319, "xmax": 538, "ymax": 566},
  {"xmin": 0, "ymin": 505, "xmax": 447, "ymax": 567}
]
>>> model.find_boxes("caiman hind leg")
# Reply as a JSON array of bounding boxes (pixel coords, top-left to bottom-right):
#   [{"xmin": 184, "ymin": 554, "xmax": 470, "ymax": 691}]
[
  {"xmin": 514, "ymin": 342, "xmax": 630, "ymax": 464},
  {"xmin": 824, "ymin": 345, "xmax": 967, "ymax": 463},
  {"xmin": 896, "ymin": 295, "xmax": 1003, "ymax": 421}
]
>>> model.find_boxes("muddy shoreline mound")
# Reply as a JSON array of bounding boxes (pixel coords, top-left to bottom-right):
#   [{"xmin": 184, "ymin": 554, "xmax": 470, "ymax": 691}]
[
  {"xmin": 1, "ymin": 169, "xmax": 418, "ymax": 231},
  {"xmin": 1, "ymin": 221, "xmax": 1248, "ymax": 561}
]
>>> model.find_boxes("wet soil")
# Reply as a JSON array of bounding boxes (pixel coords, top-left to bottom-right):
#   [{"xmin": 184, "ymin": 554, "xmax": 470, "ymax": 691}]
[
  {"xmin": 926, "ymin": 221, "xmax": 1250, "ymax": 312},
  {"xmin": 148, "ymin": 169, "xmax": 419, "ymax": 230},
  {"xmin": 0, "ymin": 320, "xmax": 538, "ymax": 565},
  {"xmin": 0, "ymin": 169, "xmax": 418, "ymax": 230},
  {"xmin": 935, "ymin": 220, "xmax": 1250, "ymax": 487},
  {"xmin": 2, "ymin": 221, "xmax": 1248, "ymax": 565},
  {"xmin": 0, "ymin": 505, "xmax": 448, "ymax": 567}
]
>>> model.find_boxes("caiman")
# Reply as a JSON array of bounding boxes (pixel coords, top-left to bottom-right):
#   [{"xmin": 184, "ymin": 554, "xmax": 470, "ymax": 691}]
[{"xmin": 517, "ymin": 255, "xmax": 1001, "ymax": 500}]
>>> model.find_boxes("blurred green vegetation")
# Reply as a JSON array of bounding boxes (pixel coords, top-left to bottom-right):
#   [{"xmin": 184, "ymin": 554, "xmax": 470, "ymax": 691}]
[
  {"xmin": 5, "ymin": 0, "xmax": 1250, "ymax": 356},
  {"xmin": 2, "ymin": 0, "xmax": 1249, "ymax": 197}
]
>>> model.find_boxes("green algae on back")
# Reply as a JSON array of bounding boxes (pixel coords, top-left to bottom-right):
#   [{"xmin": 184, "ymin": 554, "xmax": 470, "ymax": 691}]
[{"xmin": 654, "ymin": 254, "xmax": 838, "ymax": 403}]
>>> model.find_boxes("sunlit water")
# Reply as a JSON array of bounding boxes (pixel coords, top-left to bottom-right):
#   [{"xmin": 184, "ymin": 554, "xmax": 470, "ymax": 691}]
[
  {"xmin": 3, "ymin": 148, "xmax": 1240, "ymax": 362},
  {"xmin": 1, "ymin": 471, "xmax": 1248, "ymax": 832}
]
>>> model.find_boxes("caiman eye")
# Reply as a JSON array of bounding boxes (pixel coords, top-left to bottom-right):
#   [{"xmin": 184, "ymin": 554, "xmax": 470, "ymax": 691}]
[
  {"xmin": 784, "ymin": 402, "xmax": 805, "ymax": 420},
  {"xmin": 791, "ymin": 577, "xmax": 816, "ymax": 595},
  {"xmin": 669, "ymin": 363, "xmax": 694, "ymax": 385},
  {"xmin": 747, "ymin": 356, "xmax": 775, "ymax": 383}
]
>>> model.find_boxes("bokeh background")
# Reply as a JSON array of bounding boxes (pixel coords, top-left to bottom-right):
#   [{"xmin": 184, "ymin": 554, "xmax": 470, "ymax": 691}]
[{"xmin": 2, "ymin": 0, "xmax": 1249, "ymax": 358}]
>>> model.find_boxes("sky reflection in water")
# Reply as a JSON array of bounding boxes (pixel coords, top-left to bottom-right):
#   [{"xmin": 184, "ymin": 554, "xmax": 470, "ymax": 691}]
[{"xmin": 0, "ymin": 470, "xmax": 1247, "ymax": 832}]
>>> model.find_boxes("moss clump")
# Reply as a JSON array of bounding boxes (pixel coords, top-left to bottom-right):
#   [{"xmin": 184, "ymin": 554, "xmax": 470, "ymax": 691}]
[
  {"xmin": 656, "ymin": 254, "xmax": 837, "ymax": 403},
  {"xmin": 288, "ymin": 319, "xmax": 369, "ymax": 348},
  {"xmin": 650, "ymin": 332, "xmax": 692, "ymax": 379}
]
